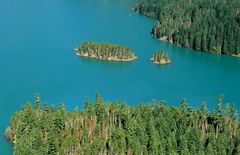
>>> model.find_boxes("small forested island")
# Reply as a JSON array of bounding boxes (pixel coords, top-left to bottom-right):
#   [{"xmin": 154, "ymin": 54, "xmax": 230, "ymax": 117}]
[
  {"xmin": 151, "ymin": 50, "xmax": 171, "ymax": 64},
  {"xmin": 5, "ymin": 94, "xmax": 240, "ymax": 154},
  {"xmin": 132, "ymin": 0, "xmax": 240, "ymax": 57},
  {"xmin": 74, "ymin": 42, "xmax": 137, "ymax": 61}
]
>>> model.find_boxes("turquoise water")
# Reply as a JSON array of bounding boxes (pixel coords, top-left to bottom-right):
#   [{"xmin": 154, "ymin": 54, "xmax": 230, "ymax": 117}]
[{"xmin": 0, "ymin": 0, "xmax": 240, "ymax": 153}]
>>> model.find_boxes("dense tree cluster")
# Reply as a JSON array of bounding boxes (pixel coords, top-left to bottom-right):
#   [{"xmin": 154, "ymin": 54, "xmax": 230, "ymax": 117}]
[
  {"xmin": 75, "ymin": 42, "xmax": 137, "ymax": 61},
  {"xmin": 5, "ymin": 94, "xmax": 240, "ymax": 154},
  {"xmin": 151, "ymin": 50, "xmax": 171, "ymax": 64},
  {"xmin": 133, "ymin": 0, "xmax": 240, "ymax": 56},
  {"xmin": 5, "ymin": 95, "xmax": 67, "ymax": 154}
]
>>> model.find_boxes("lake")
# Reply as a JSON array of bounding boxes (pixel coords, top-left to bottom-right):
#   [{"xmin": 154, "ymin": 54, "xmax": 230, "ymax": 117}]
[{"xmin": 0, "ymin": 0, "xmax": 240, "ymax": 153}]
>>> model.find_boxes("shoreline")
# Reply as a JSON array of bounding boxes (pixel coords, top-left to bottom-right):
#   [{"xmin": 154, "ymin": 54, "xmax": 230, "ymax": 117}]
[
  {"xmin": 75, "ymin": 52, "xmax": 138, "ymax": 62},
  {"xmin": 151, "ymin": 61, "xmax": 172, "ymax": 65},
  {"xmin": 151, "ymin": 34, "xmax": 240, "ymax": 58},
  {"xmin": 150, "ymin": 58, "xmax": 172, "ymax": 65},
  {"xmin": 232, "ymin": 54, "xmax": 240, "ymax": 58}
]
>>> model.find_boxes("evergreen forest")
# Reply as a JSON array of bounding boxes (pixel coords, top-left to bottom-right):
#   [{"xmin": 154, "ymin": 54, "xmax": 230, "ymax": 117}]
[
  {"xmin": 5, "ymin": 94, "xmax": 240, "ymax": 155},
  {"xmin": 75, "ymin": 42, "xmax": 137, "ymax": 61},
  {"xmin": 133, "ymin": 0, "xmax": 240, "ymax": 56},
  {"xmin": 151, "ymin": 50, "xmax": 171, "ymax": 64}
]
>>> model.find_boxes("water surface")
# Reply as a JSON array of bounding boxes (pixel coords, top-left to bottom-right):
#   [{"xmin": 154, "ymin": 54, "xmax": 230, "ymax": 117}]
[{"xmin": 0, "ymin": 0, "xmax": 240, "ymax": 153}]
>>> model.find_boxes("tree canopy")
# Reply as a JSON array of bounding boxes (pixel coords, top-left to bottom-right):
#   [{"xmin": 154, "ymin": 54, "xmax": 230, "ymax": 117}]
[
  {"xmin": 75, "ymin": 42, "xmax": 137, "ymax": 61},
  {"xmin": 133, "ymin": 0, "xmax": 240, "ymax": 56},
  {"xmin": 151, "ymin": 50, "xmax": 171, "ymax": 64},
  {"xmin": 5, "ymin": 94, "xmax": 240, "ymax": 155}
]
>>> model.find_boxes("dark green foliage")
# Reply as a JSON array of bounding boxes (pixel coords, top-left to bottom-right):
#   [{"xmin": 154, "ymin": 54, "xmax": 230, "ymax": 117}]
[
  {"xmin": 151, "ymin": 50, "xmax": 171, "ymax": 64},
  {"xmin": 7, "ymin": 96, "xmax": 67, "ymax": 155},
  {"xmin": 75, "ymin": 42, "xmax": 137, "ymax": 61},
  {"xmin": 133, "ymin": 0, "xmax": 240, "ymax": 56},
  {"xmin": 5, "ymin": 94, "xmax": 240, "ymax": 154}
]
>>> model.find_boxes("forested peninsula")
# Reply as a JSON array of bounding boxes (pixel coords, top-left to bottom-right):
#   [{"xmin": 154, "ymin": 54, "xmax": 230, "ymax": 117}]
[
  {"xmin": 5, "ymin": 94, "xmax": 240, "ymax": 154},
  {"xmin": 133, "ymin": 0, "xmax": 240, "ymax": 57},
  {"xmin": 75, "ymin": 42, "xmax": 137, "ymax": 61},
  {"xmin": 151, "ymin": 50, "xmax": 171, "ymax": 64}
]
